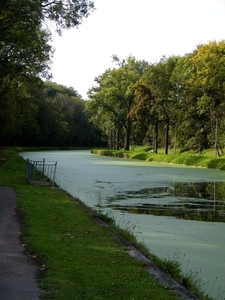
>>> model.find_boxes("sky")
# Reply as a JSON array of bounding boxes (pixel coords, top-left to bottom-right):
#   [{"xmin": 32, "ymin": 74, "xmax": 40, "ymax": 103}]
[{"xmin": 50, "ymin": 0, "xmax": 225, "ymax": 99}]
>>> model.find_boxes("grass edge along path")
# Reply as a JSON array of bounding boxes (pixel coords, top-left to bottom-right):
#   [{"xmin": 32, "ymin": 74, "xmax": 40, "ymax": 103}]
[{"xmin": 0, "ymin": 148, "xmax": 210, "ymax": 300}]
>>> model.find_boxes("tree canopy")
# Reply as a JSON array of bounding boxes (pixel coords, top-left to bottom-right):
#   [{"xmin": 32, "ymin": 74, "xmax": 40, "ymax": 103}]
[
  {"xmin": 0, "ymin": 0, "xmax": 95, "ymax": 146},
  {"xmin": 86, "ymin": 41, "xmax": 225, "ymax": 155},
  {"xmin": 0, "ymin": 0, "xmax": 95, "ymax": 80},
  {"xmin": 41, "ymin": 0, "xmax": 95, "ymax": 33},
  {"xmin": 86, "ymin": 56, "xmax": 149, "ymax": 150},
  {"xmin": 1, "ymin": 1, "xmax": 225, "ymax": 152}
]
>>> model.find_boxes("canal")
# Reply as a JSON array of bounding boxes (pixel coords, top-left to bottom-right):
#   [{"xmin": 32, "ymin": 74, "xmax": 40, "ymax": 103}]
[{"xmin": 20, "ymin": 150, "xmax": 225, "ymax": 299}]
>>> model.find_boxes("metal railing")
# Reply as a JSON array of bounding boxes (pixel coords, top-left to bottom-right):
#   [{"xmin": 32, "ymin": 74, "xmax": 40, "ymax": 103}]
[{"xmin": 26, "ymin": 158, "xmax": 57, "ymax": 187}]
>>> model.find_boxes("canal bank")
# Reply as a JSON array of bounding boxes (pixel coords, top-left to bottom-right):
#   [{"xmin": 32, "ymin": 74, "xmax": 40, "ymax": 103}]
[
  {"xmin": 0, "ymin": 184, "xmax": 200, "ymax": 299},
  {"xmin": 0, "ymin": 148, "xmax": 189, "ymax": 300},
  {"xmin": 19, "ymin": 149, "xmax": 225, "ymax": 299}
]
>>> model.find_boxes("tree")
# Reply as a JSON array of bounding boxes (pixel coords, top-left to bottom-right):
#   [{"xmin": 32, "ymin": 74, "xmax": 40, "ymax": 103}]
[
  {"xmin": 42, "ymin": 82, "xmax": 104, "ymax": 147},
  {"xmin": 189, "ymin": 41, "xmax": 225, "ymax": 155},
  {"xmin": 0, "ymin": 0, "xmax": 95, "ymax": 83},
  {"xmin": 129, "ymin": 82, "xmax": 159, "ymax": 152},
  {"xmin": 138, "ymin": 56, "xmax": 180, "ymax": 154},
  {"xmin": 87, "ymin": 56, "xmax": 147, "ymax": 150},
  {"xmin": 41, "ymin": 0, "xmax": 95, "ymax": 33},
  {"xmin": 0, "ymin": 0, "xmax": 95, "ymax": 145},
  {"xmin": 0, "ymin": 1, "xmax": 52, "ymax": 80}
]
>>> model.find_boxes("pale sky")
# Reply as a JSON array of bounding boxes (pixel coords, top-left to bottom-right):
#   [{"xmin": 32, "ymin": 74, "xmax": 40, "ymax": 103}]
[{"xmin": 50, "ymin": 0, "xmax": 225, "ymax": 99}]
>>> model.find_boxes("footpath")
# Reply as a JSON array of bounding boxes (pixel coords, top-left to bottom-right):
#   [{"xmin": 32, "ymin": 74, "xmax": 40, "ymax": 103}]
[{"xmin": 0, "ymin": 186, "xmax": 42, "ymax": 300}]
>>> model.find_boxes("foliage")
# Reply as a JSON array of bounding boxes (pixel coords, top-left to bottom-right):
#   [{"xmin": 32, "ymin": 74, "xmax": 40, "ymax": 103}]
[
  {"xmin": 86, "ymin": 56, "xmax": 149, "ymax": 150},
  {"xmin": 140, "ymin": 56, "xmax": 180, "ymax": 154},
  {"xmin": 41, "ymin": 0, "xmax": 95, "ymax": 33},
  {"xmin": 1, "ymin": 0, "xmax": 225, "ymax": 153},
  {"xmin": 1, "ymin": 82, "xmax": 106, "ymax": 147},
  {"xmin": 0, "ymin": 0, "xmax": 95, "ymax": 146},
  {"xmin": 88, "ymin": 41, "xmax": 225, "ymax": 155}
]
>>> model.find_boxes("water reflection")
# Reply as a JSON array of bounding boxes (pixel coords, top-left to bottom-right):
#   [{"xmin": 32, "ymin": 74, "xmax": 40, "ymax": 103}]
[{"xmin": 106, "ymin": 182, "xmax": 225, "ymax": 222}]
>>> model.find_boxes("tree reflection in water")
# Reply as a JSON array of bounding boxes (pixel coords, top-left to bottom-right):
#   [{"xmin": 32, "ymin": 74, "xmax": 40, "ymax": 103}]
[{"xmin": 106, "ymin": 182, "xmax": 225, "ymax": 222}]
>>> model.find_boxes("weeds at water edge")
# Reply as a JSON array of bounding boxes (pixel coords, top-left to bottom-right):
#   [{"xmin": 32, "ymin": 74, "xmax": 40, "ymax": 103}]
[{"xmin": 156, "ymin": 248, "xmax": 219, "ymax": 300}]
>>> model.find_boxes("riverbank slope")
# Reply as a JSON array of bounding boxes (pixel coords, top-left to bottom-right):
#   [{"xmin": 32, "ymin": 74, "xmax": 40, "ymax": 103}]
[{"xmin": 91, "ymin": 147, "xmax": 225, "ymax": 171}]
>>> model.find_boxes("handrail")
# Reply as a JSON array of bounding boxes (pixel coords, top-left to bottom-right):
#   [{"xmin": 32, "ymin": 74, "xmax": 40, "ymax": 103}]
[{"xmin": 26, "ymin": 158, "xmax": 57, "ymax": 187}]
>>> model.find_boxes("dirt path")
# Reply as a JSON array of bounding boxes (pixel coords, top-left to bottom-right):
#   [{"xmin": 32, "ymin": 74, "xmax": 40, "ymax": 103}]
[{"xmin": 0, "ymin": 186, "xmax": 42, "ymax": 300}]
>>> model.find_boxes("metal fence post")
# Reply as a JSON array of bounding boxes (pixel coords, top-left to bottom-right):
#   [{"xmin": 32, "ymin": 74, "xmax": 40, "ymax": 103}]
[
  {"xmin": 25, "ymin": 158, "xmax": 57, "ymax": 186},
  {"xmin": 42, "ymin": 158, "xmax": 45, "ymax": 179},
  {"xmin": 52, "ymin": 161, "xmax": 57, "ymax": 187}
]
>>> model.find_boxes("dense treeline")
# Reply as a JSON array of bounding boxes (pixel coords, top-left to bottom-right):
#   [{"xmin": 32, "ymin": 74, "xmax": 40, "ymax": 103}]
[
  {"xmin": 0, "ymin": 79, "xmax": 105, "ymax": 147},
  {"xmin": 86, "ymin": 42, "xmax": 225, "ymax": 155},
  {"xmin": 1, "ymin": 2, "xmax": 225, "ymax": 151},
  {"xmin": 0, "ymin": 0, "xmax": 104, "ymax": 147}
]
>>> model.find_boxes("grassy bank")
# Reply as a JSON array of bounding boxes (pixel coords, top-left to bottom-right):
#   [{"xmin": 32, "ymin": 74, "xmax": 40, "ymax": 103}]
[
  {"xmin": 0, "ymin": 148, "xmax": 181, "ymax": 300},
  {"xmin": 91, "ymin": 147, "xmax": 225, "ymax": 170}
]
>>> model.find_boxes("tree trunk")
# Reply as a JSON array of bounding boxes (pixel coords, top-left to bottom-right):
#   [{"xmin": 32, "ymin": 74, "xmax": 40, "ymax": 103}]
[
  {"xmin": 116, "ymin": 129, "xmax": 120, "ymax": 150},
  {"xmin": 124, "ymin": 126, "xmax": 130, "ymax": 150},
  {"xmin": 165, "ymin": 121, "xmax": 169, "ymax": 154},
  {"xmin": 110, "ymin": 128, "xmax": 113, "ymax": 149},
  {"xmin": 154, "ymin": 121, "xmax": 158, "ymax": 154},
  {"xmin": 174, "ymin": 124, "xmax": 177, "ymax": 155}
]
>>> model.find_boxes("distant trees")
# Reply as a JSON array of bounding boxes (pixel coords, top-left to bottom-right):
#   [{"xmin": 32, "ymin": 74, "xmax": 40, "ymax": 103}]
[
  {"xmin": 1, "ymin": 81, "xmax": 105, "ymax": 147},
  {"xmin": 41, "ymin": 82, "xmax": 104, "ymax": 147},
  {"xmin": 87, "ymin": 41, "xmax": 225, "ymax": 154}
]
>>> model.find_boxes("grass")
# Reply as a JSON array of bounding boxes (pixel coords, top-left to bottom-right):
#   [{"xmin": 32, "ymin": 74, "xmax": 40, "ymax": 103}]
[
  {"xmin": 0, "ymin": 148, "xmax": 179, "ymax": 300},
  {"xmin": 157, "ymin": 249, "xmax": 206, "ymax": 298},
  {"xmin": 92, "ymin": 147, "xmax": 225, "ymax": 170}
]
